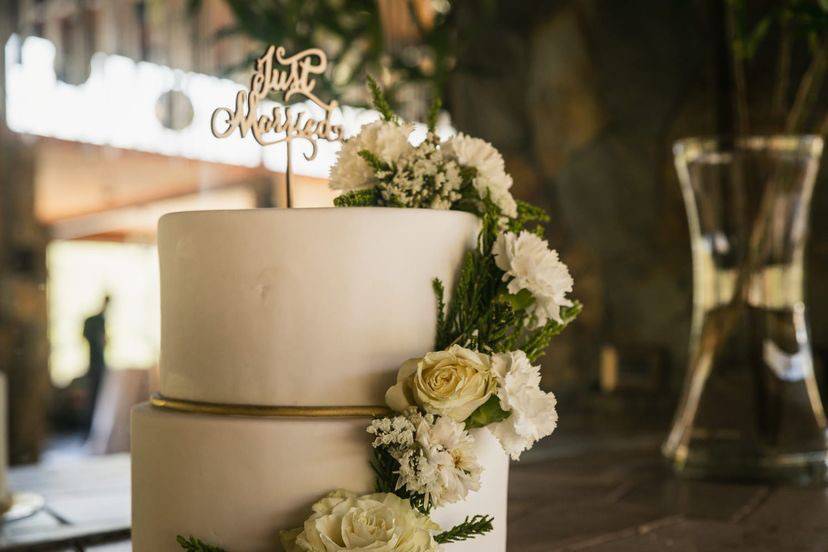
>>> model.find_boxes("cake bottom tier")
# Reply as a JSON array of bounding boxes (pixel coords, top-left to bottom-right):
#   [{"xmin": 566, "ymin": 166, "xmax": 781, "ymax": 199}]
[{"xmin": 131, "ymin": 403, "xmax": 508, "ymax": 552}]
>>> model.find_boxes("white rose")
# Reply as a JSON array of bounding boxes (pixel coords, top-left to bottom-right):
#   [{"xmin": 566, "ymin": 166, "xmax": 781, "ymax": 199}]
[
  {"xmin": 386, "ymin": 345, "xmax": 497, "ymax": 422},
  {"xmin": 443, "ymin": 133, "xmax": 517, "ymax": 218},
  {"xmin": 279, "ymin": 490, "xmax": 439, "ymax": 552},
  {"xmin": 329, "ymin": 121, "xmax": 414, "ymax": 191},
  {"xmin": 488, "ymin": 351, "xmax": 558, "ymax": 460},
  {"xmin": 492, "ymin": 231, "xmax": 574, "ymax": 328}
]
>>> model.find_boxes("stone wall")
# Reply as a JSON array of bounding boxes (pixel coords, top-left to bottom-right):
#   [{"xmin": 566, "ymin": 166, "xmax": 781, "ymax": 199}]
[{"xmin": 447, "ymin": 0, "xmax": 828, "ymax": 416}]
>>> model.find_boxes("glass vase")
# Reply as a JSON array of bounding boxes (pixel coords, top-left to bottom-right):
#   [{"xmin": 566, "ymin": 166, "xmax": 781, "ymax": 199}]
[{"xmin": 664, "ymin": 135, "xmax": 826, "ymax": 482}]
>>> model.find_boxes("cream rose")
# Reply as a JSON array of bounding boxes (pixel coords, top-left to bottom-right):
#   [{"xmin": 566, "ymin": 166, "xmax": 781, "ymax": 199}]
[
  {"xmin": 279, "ymin": 490, "xmax": 439, "ymax": 552},
  {"xmin": 385, "ymin": 345, "xmax": 496, "ymax": 422}
]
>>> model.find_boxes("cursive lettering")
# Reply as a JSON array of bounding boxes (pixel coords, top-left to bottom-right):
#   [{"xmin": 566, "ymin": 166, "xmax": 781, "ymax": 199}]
[{"xmin": 211, "ymin": 45, "xmax": 344, "ymax": 158}]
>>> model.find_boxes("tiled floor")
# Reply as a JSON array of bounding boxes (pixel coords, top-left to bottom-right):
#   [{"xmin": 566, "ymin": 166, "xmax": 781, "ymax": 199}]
[
  {"xmin": 8, "ymin": 434, "xmax": 828, "ymax": 551},
  {"xmin": 509, "ymin": 437, "xmax": 828, "ymax": 551}
]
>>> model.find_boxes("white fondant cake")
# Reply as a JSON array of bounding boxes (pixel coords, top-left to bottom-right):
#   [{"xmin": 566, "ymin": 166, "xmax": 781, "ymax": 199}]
[
  {"xmin": 131, "ymin": 208, "xmax": 509, "ymax": 551},
  {"xmin": 131, "ymin": 405, "xmax": 507, "ymax": 551},
  {"xmin": 158, "ymin": 208, "xmax": 478, "ymax": 406}
]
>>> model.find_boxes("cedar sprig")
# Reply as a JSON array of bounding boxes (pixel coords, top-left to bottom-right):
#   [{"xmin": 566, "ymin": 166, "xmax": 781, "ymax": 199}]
[
  {"xmin": 370, "ymin": 446, "xmax": 399, "ymax": 494},
  {"xmin": 433, "ymin": 278, "xmax": 447, "ymax": 340},
  {"xmin": 370, "ymin": 447, "xmax": 431, "ymax": 515},
  {"xmin": 176, "ymin": 535, "xmax": 226, "ymax": 552},
  {"xmin": 333, "ymin": 188, "xmax": 380, "ymax": 207},
  {"xmin": 434, "ymin": 514, "xmax": 495, "ymax": 544},
  {"xmin": 522, "ymin": 302, "xmax": 583, "ymax": 363},
  {"xmin": 358, "ymin": 149, "xmax": 391, "ymax": 173},
  {"xmin": 508, "ymin": 200, "xmax": 551, "ymax": 236},
  {"xmin": 433, "ymin": 197, "xmax": 580, "ymax": 360},
  {"xmin": 366, "ymin": 75, "xmax": 396, "ymax": 122}
]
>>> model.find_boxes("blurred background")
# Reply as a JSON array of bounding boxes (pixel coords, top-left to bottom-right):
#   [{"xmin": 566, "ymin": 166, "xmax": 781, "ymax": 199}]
[{"xmin": 0, "ymin": 0, "xmax": 825, "ymax": 477}]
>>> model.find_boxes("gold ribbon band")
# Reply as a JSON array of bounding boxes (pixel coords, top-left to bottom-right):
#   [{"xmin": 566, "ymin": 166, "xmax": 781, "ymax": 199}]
[{"xmin": 150, "ymin": 393, "xmax": 390, "ymax": 418}]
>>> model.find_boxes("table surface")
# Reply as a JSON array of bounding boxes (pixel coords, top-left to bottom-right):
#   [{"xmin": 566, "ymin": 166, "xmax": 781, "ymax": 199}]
[
  {"xmin": 3, "ymin": 453, "xmax": 130, "ymax": 551},
  {"xmin": 3, "ymin": 434, "xmax": 828, "ymax": 551}
]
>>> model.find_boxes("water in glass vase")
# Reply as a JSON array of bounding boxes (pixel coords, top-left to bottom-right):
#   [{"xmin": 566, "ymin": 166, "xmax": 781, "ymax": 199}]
[{"xmin": 665, "ymin": 135, "xmax": 827, "ymax": 482}]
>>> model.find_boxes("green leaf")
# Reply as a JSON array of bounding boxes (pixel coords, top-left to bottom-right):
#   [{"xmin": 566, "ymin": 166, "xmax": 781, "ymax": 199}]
[
  {"xmin": 500, "ymin": 289, "xmax": 534, "ymax": 312},
  {"xmin": 176, "ymin": 535, "xmax": 226, "ymax": 552},
  {"xmin": 744, "ymin": 16, "xmax": 773, "ymax": 59},
  {"xmin": 434, "ymin": 514, "xmax": 495, "ymax": 544},
  {"xmin": 465, "ymin": 395, "xmax": 509, "ymax": 430}
]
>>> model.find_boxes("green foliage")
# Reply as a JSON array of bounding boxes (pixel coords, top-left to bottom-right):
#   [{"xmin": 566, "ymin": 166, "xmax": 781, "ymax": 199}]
[
  {"xmin": 434, "ymin": 514, "xmax": 495, "ymax": 544},
  {"xmin": 522, "ymin": 302, "xmax": 583, "ymax": 363},
  {"xmin": 212, "ymin": 0, "xmax": 465, "ymax": 110},
  {"xmin": 357, "ymin": 149, "xmax": 391, "ymax": 173},
  {"xmin": 333, "ymin": 188, "xmax": 380, "ymax": 207},
  {"xmin": 427, "ymin": 96, "xmax": 443, "ymax": 132},
  {"xmin": 465, "ymin": 395, "xmax": 510, "ymax": 430},
  {"xmin": 370, "ymin": 446, "xmax": 399, "ymax": 494},
  {"xmin": 729, "ymin": 0, "xmax": 828, "ymax": 61},
  {"xmin": 433, "ymin": 197, "xmax": 580, "ymax": 361},
  {"xmin": 432, "ymin": 278, "xmax": 447, "ymax": 339},
  {"xmin": 502, "ymin": 289, "xmax": 535, "ymax": 312},
  {"xmin": 725, "ymin": 0, "xmax": 828, "ymax": 133},
  {"xmin": 370, "ymin": 447, "xmax": 431, "ymax": 515},
  {"xmin": 367, "ymin": 75, "xmax": 397, "ymax": 122},
  {"xmin": 176, "ymin": 535, "xmax": 226, "ymax": 552},
  {"xmin": 508, "ymin": 200, "xmax": 550, "ymax": 236}
]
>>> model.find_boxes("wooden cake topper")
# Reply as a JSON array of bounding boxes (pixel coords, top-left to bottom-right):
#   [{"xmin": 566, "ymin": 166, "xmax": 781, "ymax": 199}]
[{"xmin": 211, "ymin": 45, "xmax": 344, "ymax": 207}]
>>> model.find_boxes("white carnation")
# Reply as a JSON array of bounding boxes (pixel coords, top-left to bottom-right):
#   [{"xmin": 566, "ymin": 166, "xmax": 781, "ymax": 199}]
[
  {"xmin": 443, "ymin": 133, "xmax": 517, "ymax": 218},
  {"xmin": 489, "ymin": 350, "xmax": 558, "ymax": 460},
  {"xmin": 492, "ymin": 230, "xmax": 573, "ymax": 328},
  {"xmin": 372, "ymin": 409, "xmax": 482, "ymax": 509},
  {"xmin": 329, "ymin": 120, "xmax": 414, "ymax": 191}
]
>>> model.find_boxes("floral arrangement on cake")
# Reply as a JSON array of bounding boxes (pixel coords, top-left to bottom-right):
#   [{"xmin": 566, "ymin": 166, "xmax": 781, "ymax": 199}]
[{"xmin": 178, "ymin": 78, "xmax": 580, "ymax": 552}]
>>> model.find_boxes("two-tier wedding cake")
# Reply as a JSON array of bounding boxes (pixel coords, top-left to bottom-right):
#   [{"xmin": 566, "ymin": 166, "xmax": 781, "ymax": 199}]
[
  {"xmin": 131, "ymin": 208, "xmax": 509, "ymax": 551},
  {"xmin": 133, "ymin": 67, "xmax": 579, "ymax": 551}
]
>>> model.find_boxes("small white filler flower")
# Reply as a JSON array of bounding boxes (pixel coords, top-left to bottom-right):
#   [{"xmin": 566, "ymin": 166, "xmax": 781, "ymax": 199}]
[{"xmin": 370, "ymin": 409, "xmax": 482, "ymax": 509}]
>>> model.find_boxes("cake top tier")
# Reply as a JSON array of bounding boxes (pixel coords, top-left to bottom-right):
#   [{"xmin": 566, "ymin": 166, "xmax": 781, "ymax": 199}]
[{"xmin": 158, "ymin": 207, "xmax": 478, "ymax": 407}]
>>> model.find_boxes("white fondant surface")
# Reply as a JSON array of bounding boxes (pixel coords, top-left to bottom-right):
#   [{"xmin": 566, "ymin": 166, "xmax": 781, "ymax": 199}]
[
  {"xmin": 432, "ymin": 427, "xmax": 509, "ymax": 552},
  {"xmin": 158, "ymin": 208, "xmax": 478, "ymax": 406},
  {"xmin": 131, "ymin": 404, "xmax": 508, "ymax": 552}
]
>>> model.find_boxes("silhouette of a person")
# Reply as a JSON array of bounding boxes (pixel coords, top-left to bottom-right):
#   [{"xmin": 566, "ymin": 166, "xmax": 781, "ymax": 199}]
[{"xmin": 83, "ymin": 294, "xmax": 110, "ymax": 433}]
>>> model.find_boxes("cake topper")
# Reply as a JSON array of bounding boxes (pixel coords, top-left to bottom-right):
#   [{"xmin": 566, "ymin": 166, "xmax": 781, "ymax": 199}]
[{"xmin": 211, "ymin": 45, "xmax": 344, "ymax": 207}]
